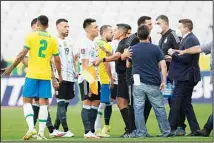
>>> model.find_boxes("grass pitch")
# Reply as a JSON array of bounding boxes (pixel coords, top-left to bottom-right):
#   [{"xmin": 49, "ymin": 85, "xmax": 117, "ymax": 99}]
[{"xmin": 1, "ymin": 103, "xmax": 213, "ymax": 142}]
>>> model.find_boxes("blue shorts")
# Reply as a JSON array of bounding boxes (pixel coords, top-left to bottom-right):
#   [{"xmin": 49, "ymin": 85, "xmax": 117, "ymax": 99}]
[
  {"xmin": 100, "ymin": 84, "xmax": 111, "ymax": 103},
  {"xmin": 22, "ymin": 78, "xmax": 52, "ymax": 98}
]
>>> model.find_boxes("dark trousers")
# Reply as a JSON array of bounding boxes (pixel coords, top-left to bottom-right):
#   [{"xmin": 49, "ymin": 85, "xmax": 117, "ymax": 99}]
[
  {"xmin": 168, "ymin": 97, "xmax": 186, "ymax": 130},
  {"xmin": 204, "ymin": 113, "xmax": 213, "ymax": 132},
  {"xmin": 167, "ymin": 77, "xmax": 186, "ymax": 130},
  {"xmin": 169, "ymin": 75, "xmax": 200, "ymax": 132}
]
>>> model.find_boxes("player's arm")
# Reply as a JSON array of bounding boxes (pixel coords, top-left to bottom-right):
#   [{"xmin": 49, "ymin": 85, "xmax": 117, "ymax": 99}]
[
  {"xmin": 2, "ymin": 48, "xmax": 29, "ymax": 76},
  {"xmin": 22, "ymin": 56, "xmax": 29, "ymax": 67},
  {"xmin": 121, "ymin": 47, "xmax": 132, "ymax": 61},
  {"xmin": 159, "ymin": 60, "xmax": 167, "ymax": 91},
  {"xmin": 104, "ymin": 62, "xmax": 114, "ymax": 87},
  {"xmin": 72, "ymin": 52, "xmax": 78, "ymax": 78},
  {"xmin": 53, "ymin": 39, "xmax": 62, "ymax": 83},
  {"xmin": 53, "ymin": 56, "xmax": 62, "ymax": 83},
  {"xmin": 50, "ymin": 60, "xmax": 59, "ymax": 89},
  {"xmin": 99, "ymin": 45, "xmax": 113, "ymax": 56},
  {"xmin": 126, "ymin": 59, "xmax": 132, "ymax": 68}
]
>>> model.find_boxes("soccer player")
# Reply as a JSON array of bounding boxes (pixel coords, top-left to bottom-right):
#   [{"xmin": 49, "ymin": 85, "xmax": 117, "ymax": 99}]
[
  {"xmin": 94, "ymin": 24, "xmax": 135, "ymax": 138},
  {"xmin": 21, "ymin": 18, "xmax": 64, "ymax": 138},
  {"xmin": 52, "ymin": 18, "xmax": 77, "ymax": 137},
  {"xmin": 94, "ymin": 25, "xmax": 114, "ymax": 137},
  {"xmin": 2, "ymin": 15, "xmax": 62, "ymax": 140},
  {"xmin": 102, "ymin": 24, "xmax": 132, "ymax": 134},
  {"xmin": 78, "ymin": 18, "xmax": 100, "ymax": 138}
]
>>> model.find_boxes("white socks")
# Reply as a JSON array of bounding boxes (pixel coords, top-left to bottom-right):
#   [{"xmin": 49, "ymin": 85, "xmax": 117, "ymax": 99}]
[
  {"xmin": 23, "ymin": 103, "xmax": 35, "ymax": 132},
  {"xmin": 38, "ymin": 105, "xmax": 48, "ymax": 136},
  {"xmin": 94, "ymin": 103, "xmax": 106, "ymax": 132}
]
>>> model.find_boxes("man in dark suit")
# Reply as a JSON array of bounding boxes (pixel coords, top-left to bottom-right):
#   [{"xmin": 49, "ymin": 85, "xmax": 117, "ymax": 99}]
[{"xmin": 166, "ymin": 19, "xmax": 201, "ymax": 136}]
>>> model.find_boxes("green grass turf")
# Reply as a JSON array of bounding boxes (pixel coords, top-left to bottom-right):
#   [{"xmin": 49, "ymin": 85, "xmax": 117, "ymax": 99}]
[{"xmin": 1, "ymin": 103, "xmax": 213, "ymax": 142}]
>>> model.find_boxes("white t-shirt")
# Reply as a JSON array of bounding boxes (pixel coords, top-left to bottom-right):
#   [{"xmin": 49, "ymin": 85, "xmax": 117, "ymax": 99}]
[
  {"xmin": 53, "ymin": 37, "xmax": 76, "ymax": 82},
  {"xmin": 109, "ymin": 40, "xmax": 119, "ymax": 84},
  {"xmin": 78, "ymin": 37, "xmax": 98, "ymax": 83}
]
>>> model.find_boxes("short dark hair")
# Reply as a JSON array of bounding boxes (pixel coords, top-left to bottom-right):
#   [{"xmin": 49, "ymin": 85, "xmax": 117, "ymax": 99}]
[
  {"xmin": 83, "ymin": 18, "xmax": 96, "ymax": 29},
  {"xmin": 125, "ymin": 24, "xmax": 132, "ymax": 30},
  {"xmin": 137, "ymin": 16, "xmax": 151, "ymax": 26},
  {"xmin": 37, "ymin": 15, "xmax": 48, "ymax": 26},
  {"xmin": 56, "ymin": 18, "xmax": 68, "ymax": 26},
  {"xmin": 156, "ymin": 15, "xmax": 169, "ymax": 25},
  {"xmin": 31, "ymin": 18, "xmax": 37, "ymax": 27},
  {"xmin": 178, "ymin": 19, "xmax": 193, "ymax": 31},
  {"xmin": 137, "ymin": 25, "xmax": 150, "ymax": 40},
  {"xmin": 100, "ymin": 25, "xmax": 111, "ymax": 35},
  {"xmin": 116, "ymin": 23, "xmax": 129, "ymax": 35}
]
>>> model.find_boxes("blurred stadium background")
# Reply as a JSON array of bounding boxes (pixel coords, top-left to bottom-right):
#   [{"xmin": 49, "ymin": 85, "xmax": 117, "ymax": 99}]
[{"xmin": 1, "ymin": 1, "xmax": 213, "ymax": 141}]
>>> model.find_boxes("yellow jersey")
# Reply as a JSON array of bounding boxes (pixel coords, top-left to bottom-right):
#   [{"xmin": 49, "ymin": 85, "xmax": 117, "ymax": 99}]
[
  {"xmin": 24, "ymin": 31, "xmax": 59, "ymax": 80},
  {"xmin": 96, "ymin": 39, "xmax": 112, "ymax": 84}
]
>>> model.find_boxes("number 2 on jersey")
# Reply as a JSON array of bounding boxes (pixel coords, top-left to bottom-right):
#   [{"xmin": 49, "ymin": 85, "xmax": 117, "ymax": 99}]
[{"xmin": 38, "ymin": 40, "xmax": 48, "ymax": 58}]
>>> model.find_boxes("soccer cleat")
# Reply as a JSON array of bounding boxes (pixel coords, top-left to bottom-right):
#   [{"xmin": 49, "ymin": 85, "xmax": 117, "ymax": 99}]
[
  {"xmin": 49, "ymin": 129, "xmax": 65, "ymax": 138},
  {"xmin": 22, "ymin": 129, "xmax": 36, "ymax": 140},
  {"xmin": 95, "ymin": 129, "xmax": 110, "ymax": 138},
  {"xmin": 62, "ymin": 130, "xmax": 74, "ymax": 137},
  {"xmin": 31, "ymin": 128, "xmax": 38, "ymax": 138},
  {"xmin": 102, "ymin": 125, "xmax": 111, "ymax": 134},
  {"xmin": 37, "ymin": 133, "xmax": 47, "ymax": 140}
]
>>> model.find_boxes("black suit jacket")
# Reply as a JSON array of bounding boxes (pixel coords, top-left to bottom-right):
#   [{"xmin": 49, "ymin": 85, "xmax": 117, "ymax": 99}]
[{"xmin": 168, "ymin": 32, "xmax": 201, "ymax": 82}]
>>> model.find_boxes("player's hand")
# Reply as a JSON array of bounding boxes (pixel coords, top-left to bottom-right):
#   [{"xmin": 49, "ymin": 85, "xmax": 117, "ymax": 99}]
[
  {"xmin": 1, "ymin": 67, "xmax": 12, "ymax": 77},
  {"xmin": 52, "ymin": 77, "xmax": 59, "ymax": 89},
  {"xmin": 160, "ymin": 82, "xmax": 165, "ymax": 91},
  {"xmin": 110, "ymin": 77, "xmax": 115, "ymax": 89},
  {"xmin": 1, "ymin": 68, "xmax": 6, "ymax": 75},
  {"xmin": 123, "ymin": 47, "xmax": 133, "ymax": 58},
  {"xmin": 167, "ymin": 48, "xmax": 175, "ymax": 56},
  {"xmin": 173, "ymin": 49, "xmax": 185, "ymax": 55},
  {"xmin": 58, "ymin": 75, "xmax": 63, "ymax": 84},
  {"xmin": 165, "ymin": 55, "xmax": 172, "ymax": 62},
  {"xmin": 74, "ymin": 72, "xmax": 79, "ymax": 79},
  {"xmin": 93, "ymin": 58, "xmax": 103, "ymax": 66}
]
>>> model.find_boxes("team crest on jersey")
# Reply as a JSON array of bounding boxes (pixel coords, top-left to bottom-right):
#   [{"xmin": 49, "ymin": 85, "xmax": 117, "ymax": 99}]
[
  {"xmin": 164, "ymin": 38, "xmax": 168, "ymax": 43},
  {"xmin": 81, "ymin": 48, "xmax": 86, "ymax": 54}
]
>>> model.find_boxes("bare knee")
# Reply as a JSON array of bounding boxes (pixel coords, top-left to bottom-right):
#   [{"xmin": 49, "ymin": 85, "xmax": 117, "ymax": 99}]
[
  {"xmin": 117, "ymin": 97, "xmax": 128, "ymax": 109},
  {"xmin": 23, "ymin": 97, "xmax": 33, "ymax": 104},
  {"xmin": 91, "ymin": 100, "xmax": 100, "ymax": 107},
  {"xmin": 39, "ymin": 98, "xmax": 49, "ymax": 105}
]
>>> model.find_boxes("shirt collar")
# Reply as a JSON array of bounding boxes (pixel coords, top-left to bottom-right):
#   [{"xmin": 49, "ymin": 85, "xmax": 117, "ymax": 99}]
[{"xmin": 182, "ymin": 32, "xmax": 191, "ymax": 39}]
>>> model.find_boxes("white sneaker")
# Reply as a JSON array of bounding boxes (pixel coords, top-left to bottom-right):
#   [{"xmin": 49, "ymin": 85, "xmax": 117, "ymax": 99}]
[
  {"xmin": 62, "ymin": 130, "xmax": 74, "ymax": 137},
  {"xmin": 37, "ymin": 133, "xmax": 47, "ymax": 140},
  {"xmin": 84, "ymin": 131, "xmax": 93, "ymax": 138},
  {"xmin": 90, "ymin": 132, "xmax": 101, "ymax": 138},
  {"xmin": 49, "ymin": 129, "xmax": 65, "ymax": 138}
]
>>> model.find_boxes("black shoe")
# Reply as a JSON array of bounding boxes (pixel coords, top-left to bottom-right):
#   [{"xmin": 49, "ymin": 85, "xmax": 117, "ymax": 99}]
[
  {"xmin": 196, "ymin": 129, "xmax": 211, "ymax": 137},
  {"xmin": 187, "ymin": 131, "xmax": 201, "ymax": 136},
  {"xmin": 120, "ymin": 131, "xmax": 130, "ymax": 138}
]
